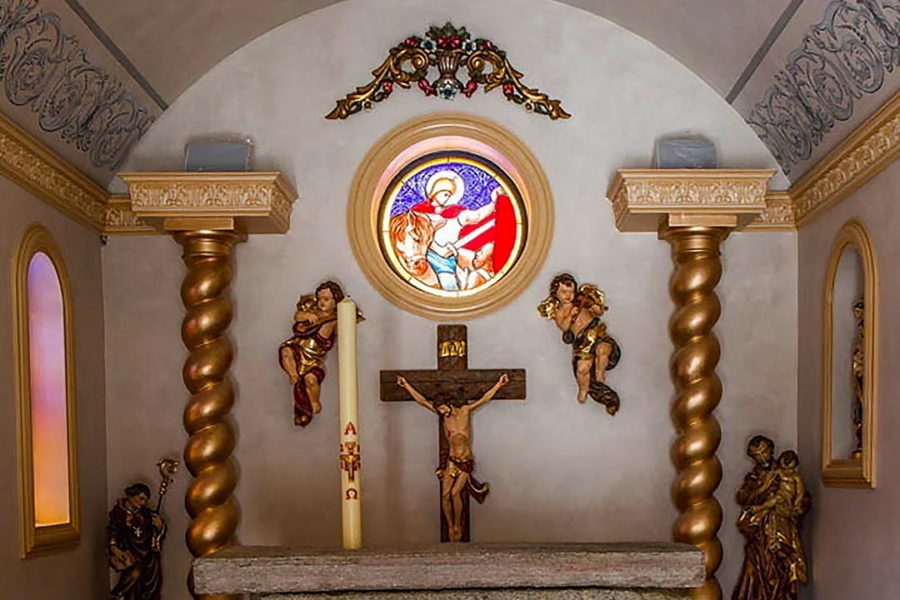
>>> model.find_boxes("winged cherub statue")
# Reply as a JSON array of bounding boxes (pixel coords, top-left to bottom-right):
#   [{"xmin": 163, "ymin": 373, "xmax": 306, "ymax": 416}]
[{"xmin": 538, "ymin": 273, "xmax": 621, "ymax": 414}]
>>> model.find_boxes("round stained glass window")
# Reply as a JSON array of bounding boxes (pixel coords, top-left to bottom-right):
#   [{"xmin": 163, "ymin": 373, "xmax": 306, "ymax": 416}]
[
  {"xmin": 349, "ymin": 114, "xmax": 553, "ymax": 319},
  {"xmin": 379, "ymin": 151, "xmax": 527, "ymax": 298}
]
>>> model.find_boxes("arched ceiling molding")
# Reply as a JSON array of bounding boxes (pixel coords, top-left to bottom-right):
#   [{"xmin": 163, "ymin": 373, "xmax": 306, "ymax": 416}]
[
  {"xmin": 747, "ymin": 0, "xmax": 900, "ymax": 178},
  {"xmin": 7, "ymin": 0, "xmax": 900, "ymax": 188}
]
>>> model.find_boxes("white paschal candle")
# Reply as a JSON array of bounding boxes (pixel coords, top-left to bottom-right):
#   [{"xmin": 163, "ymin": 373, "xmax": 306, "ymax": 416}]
[{"xmin": 337, "ymin": 298, "xmax": 362, "ymax": 550}]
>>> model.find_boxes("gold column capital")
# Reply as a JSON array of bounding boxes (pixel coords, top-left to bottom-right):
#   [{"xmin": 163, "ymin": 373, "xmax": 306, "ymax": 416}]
[
  {"xmin": 606, "ymin": 169, "xmax": 776, "ymax": 232},
  {"xmin": 119, "ymin": 171, "xmax": 299, "ymax": 234}
]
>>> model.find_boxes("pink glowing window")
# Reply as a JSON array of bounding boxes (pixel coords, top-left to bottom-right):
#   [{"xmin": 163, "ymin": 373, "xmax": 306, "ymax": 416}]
[{"xmin": 26, "ymin": 251, "xmax": 71, "ymax": 527}]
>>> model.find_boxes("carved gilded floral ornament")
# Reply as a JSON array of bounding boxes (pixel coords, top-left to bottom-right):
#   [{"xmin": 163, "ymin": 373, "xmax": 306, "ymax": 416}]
[{"xmin": 326, "ymin": 23, "xmax": 570, "ymax": 120}]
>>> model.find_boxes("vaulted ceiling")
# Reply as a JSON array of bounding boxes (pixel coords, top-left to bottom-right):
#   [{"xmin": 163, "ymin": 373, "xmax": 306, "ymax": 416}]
[{"xmin": 4, "ymin": 0, "xmax": 900, "ymax": 187}]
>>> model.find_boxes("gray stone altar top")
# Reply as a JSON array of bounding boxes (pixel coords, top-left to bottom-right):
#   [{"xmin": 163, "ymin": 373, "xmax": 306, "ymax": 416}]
[{"xmin": 193, "ymin": 543, "xmax": 704, "ymax": 599}]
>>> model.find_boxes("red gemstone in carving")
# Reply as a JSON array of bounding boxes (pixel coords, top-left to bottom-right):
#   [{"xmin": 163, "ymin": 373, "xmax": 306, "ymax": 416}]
[{"xmin": 418, "ymin": 79, "xmax": 436, "ymax": 97}]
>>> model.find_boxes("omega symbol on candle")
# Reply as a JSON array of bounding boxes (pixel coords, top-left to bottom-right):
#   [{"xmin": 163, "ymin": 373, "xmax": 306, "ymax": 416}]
[{"xmin": 345, "ymin": 488, "xmax": 359, "ymax": 500}]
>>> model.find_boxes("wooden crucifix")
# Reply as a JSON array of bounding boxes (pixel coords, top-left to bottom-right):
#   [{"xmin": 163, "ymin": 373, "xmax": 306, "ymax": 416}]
[{"xmin": 380, "ymin": 325, "xmax": 526, "ymax": 543}]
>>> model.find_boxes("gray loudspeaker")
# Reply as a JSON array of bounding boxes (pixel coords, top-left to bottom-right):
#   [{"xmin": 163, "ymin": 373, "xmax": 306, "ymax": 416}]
[
  {"xmin": 655, "ymin": 137, "xmax": 717, "ymax": 169},
  {"xmin": 184, "ymin": 137, "xmax": 253, "ymax": 172}
]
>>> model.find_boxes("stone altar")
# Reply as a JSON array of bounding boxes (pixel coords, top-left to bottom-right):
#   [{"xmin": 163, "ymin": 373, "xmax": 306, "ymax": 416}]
[{"xmin": 193, "ymin": 543, "xmax": 704, "ymax": 599}]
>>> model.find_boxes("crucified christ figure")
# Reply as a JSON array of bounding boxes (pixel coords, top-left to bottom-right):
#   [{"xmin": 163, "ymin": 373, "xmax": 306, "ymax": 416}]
[{"xmin": 396, "ymin": 372, "xmax": 509, "ymax": 542}]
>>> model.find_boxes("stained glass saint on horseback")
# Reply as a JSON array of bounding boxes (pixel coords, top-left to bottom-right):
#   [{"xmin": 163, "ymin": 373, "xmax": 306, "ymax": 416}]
[{"xmin": 380, "ymin": 152, "xmax": 526, "ymax": 297}]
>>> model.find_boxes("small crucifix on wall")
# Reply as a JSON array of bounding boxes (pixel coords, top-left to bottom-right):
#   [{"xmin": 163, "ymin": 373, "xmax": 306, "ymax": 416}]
[{"xmin": 380, "ymin": 325, "xmax": 526, "ymax": 542}]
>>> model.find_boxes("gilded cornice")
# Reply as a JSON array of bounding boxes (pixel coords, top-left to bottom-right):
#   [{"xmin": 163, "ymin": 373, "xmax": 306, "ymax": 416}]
[
  {"xmin": 0, "ymin": 111, "xmax": 108, "ymax": 231},
  {"xmin": 103, "ymin": 196, "xmax": 156, "ymax": 234},
  {"xmin": 791, "ymin": 91, "xmax": 900, "ymax": 227},
  {"xmin": 607, "ymin": 169, "xmax": 775, "ymax": 232},
  {"xmin": 747, "ymin": 192, "xmax": 796, "ymax": 232},
  {"xmin": 0, "ymin": 110, "xmax": 154, "ymax": 234},
  {"xmin": 119, "ymin": 172, "xmax": 298, "ymax": 234}
]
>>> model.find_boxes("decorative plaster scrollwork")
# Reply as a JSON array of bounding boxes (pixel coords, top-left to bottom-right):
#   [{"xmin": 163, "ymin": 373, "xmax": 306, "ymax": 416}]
[
  {"xmin": 120, "ymin": 172, "xmax": 297, "ymax": 234},
  {"xmin": 0, "ymin": 110, "xmax": 108, "ymax": 228},
  {"xmin": 621, "ymin": 179, "xmax": 769, "ymax": 207},
  {"xmin": 748, "ymin": 0, "xmax": 900, "ymax": 176},
  {"xmin": 607, "ymin": 170, "xmax": 773, "ymax": 232},
  {"xmin": 747, "ymin": 193, "xmax": 797, "ymax": 231},
  {"xmin": 0, "ymin": 0, "xmax": 156, "ymax": 169},
  {"xmin": 102, "ymin": 196, "xmax": 154, "ymax": 234},
  {"xmin": 793, "ymin": 104, "xmax": 900, "ymax": 222}
]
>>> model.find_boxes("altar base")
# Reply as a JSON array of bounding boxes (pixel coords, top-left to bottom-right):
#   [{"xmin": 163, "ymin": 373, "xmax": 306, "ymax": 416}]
[{"xmin": 193, "ymin": 543, "xmax": 704, "ymax": 599}]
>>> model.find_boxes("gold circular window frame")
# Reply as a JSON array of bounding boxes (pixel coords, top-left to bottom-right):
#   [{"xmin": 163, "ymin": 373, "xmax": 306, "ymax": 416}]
[
  {"xmin": 822, "ymin": 219, "xmax": 878, "ymax": 489},
  {"xmin": 349, "ymin": 114, "xmax": 554, "ymax": 319}
]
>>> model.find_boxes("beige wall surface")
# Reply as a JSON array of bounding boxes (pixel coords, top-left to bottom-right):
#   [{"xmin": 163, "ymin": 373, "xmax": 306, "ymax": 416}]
[
  {"xmin": 798, "ymin": 162, "xmax": 900, "ymax": 600},
  {"xmin": 105, "ymin": 1, "xmax": 798, "ymax": 598},
  {"xmin": 0, "ymin": 177, "xmax": 108, "ymax": 598}
]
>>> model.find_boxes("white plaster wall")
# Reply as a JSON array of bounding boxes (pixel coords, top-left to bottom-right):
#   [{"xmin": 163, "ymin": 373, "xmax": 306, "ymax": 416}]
[
  {"xmin": 0, "ymin": 178, "xmax": 108, "ymax": 599},
  {"xmin": 798, "ymin": 161, "xmax": 900, "ymax": 600},
  {"xmin": 104, "ymin": 1, "xmax": 798, "ymax": 597}
]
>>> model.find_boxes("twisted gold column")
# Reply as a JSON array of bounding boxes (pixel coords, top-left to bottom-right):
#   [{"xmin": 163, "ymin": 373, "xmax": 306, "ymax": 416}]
[
  {"xmin": 175, "ymin": 230, "xmax": 243, "ymax": 600},
  {"xmin": 660, "ymin": 226, "xmax": 728, "ymax": 600}
]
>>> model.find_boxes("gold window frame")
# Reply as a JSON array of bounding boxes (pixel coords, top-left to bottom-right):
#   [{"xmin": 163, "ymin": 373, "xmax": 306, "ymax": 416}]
[
  {"xmin": 348, "ymin": 114, "xmax": 554, "ymax": 319},
  {"xmin": 13, "ymin": 224, "xmax": 81, "ymax": 557},
  {"xmin": 822, "ymin": 219, "xmax": 878, "ymax": 488}
]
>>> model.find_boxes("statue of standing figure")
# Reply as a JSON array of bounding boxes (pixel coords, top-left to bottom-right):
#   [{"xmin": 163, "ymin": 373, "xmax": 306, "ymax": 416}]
[
  {"xmin": 108, "ymin": 459, "xmax": 178, "ymax": 600},
  {"xmin": 734, "ymin": 436, "xmax": 810, "ymax": 600},
  {"xmin": 538, "ymin": 273, "xmax": 622, "ymax": 414},
  {"xmin": 851, "ymin": 299, "xmax": 865, "ymax": 459},
  {"xmin": 396, "ymin": 373, "xmax": 509, "ymax": 542}
]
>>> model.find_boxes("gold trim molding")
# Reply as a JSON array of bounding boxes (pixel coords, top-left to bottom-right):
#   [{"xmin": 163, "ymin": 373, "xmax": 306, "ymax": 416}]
[
  {"xmin": 348, "ymin": 113, "xmax": 554, "ymax": 320},
  {"xmin": 793, "ymin": 91, "xmax": 900, "ymax": 227},
  {"xmin": 607, "ymin": 169, "xmax": 775, "ymax": 232},
  {"xmin": 13, "ymin": 224, "xmax": 81, "ymax": 557},
  {"xmin": 119, "ymin": 172, "xmax": 298, "ymax": 234},
  {"xmin": 0, "ymin": 112, "xmax": 107, "ymax": 231},
  {"xmin": 748, "ymin": 192, "xmax": 796, "ymax": 231},
  {"xmin": 607, "ymin": 91, "xmax": 900, "ymax": 231},
  {"xmin": 0, "ymin": 111, "xmax": 155, "ymax": 234},
  {"xmin": 0, "ymin": 110, "xmax": 300, "ymax": 236},
  {"xmin": 821, "ymin": 219, "xmax": 878, "ymax": 488}
]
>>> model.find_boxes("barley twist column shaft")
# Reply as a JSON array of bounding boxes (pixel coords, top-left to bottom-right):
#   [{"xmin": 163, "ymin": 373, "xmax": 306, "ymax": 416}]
[
  {"xmin": 661, "ymin": 226, "xmax": 728, "ymax": 600},
  {"xmin": 175, "ymin": 230, "xmax": 242, "ymax": 600}
]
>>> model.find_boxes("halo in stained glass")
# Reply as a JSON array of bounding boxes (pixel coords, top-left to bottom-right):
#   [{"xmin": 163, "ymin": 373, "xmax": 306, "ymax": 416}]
[{"xmin": 378, "ymin": 151, "xmax": 527, "ymax": 298}]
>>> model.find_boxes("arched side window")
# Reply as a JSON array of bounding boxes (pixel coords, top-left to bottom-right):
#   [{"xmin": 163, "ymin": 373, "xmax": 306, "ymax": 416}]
[{"xmin": 13, "ymin": 224, "xmax": 80, "ymax": 556}]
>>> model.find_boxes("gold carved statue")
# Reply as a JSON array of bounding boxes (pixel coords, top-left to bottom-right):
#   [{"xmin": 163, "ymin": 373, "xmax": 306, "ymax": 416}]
[
  {"xmin": 279, "ymin": 281, "xmax": 362, "ymax": 427},
  {"xmin": 538, "ymin": 273, "xmax": 621, "ymax": 413},
  {"xmin": 396, "ymin": 372, "xmax": 509, "ymax": 542},
  {"xmin": 851, "ymin": 299, "xmax": 864, "ymax": 459},
  {"xmin": 734, "ymin": 436, "xmax": 810, "ymax": 600}
]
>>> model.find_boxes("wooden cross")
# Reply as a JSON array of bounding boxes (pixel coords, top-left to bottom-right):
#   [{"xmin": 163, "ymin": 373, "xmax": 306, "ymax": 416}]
[{"xmin": 380, "ymin": 325, "xmax": 526, "ymax": 542}]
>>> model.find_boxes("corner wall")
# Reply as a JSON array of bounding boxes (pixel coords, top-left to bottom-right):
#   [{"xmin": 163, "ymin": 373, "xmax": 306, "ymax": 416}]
[
  {"xmin": 798, "ymin": 162, "xmax": 900, "ymax": 599},
  {"xmin": 0, "ymin": 176, "xmax": 108, "ymax": 598}
]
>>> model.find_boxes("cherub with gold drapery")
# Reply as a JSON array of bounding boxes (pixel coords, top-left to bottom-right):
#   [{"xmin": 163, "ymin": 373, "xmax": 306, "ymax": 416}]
[
  {"xmin": 538, "ymin": 273, "xmax": 621, "ymax": 414},
  {"xmin": 279, "ymin": 281, "xmax": 363, "ymax": 427}
]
